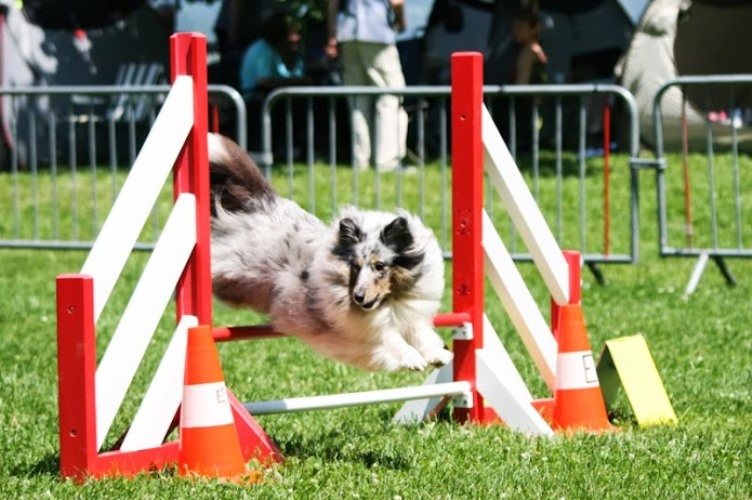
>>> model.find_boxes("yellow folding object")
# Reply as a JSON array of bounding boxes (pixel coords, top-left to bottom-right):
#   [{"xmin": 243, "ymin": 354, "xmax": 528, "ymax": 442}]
[{"xmin": 596, "ymin": 334, "xmax": 677, "ymax": 426}]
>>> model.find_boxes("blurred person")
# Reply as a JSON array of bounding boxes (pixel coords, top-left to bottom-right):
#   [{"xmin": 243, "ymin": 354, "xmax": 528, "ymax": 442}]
[
  {"xmin": 511, "ymin": 7, "xmax": 548, "ymax": 85},
  {"xmin": 211, "ymin": 0, "xmax": 277, "ymax": 90},
  {"xmin": 239, "ymin": 11, "xmax": 324, "ymax": 157},
  {"xmin": 238, "ymin": 12, "xmax": 311, "ymax": 95},
  {"xmin": 327, "ymin": 0, "xmax": 409, "ymax": 171},
  {"xmin": 214, "ymin": 0, "xmax": 277, "ymax": 55},
  {"xmin": 490, "ymin": 7, "xmax": 549, "ymax": 153},
  {"xmin": 512, "ymin": 7, "xmax": 548, "ymax": 152}
]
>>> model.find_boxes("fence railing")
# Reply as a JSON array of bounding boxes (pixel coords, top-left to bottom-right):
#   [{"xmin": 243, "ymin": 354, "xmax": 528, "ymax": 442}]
[
  {"xmin": 651, "ymin": 75, "xmax": 752, "ymax": 294},
  {"xmin": 5, "ymin": 77, "xmax": 752, "ymax": 294},
  {"xmin": 0, "ymin": 84, "xmax": 245, "ymax": 250},
  {"xmin": 260, "ymin": 84, "xmax": 641, "ymax": 281},
  {"xmin": 0, "ymin": 82, "xmax": 641, "ymax": 283}
]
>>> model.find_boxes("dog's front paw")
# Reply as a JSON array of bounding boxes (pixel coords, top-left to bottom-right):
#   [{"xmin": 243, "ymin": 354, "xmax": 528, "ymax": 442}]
[
  {"xmin": 425, "ymin": 348, "xmax": 454, "ymax": 368},
  {"xmin": 369, "ymin": 344, "xmax": 428, "ymax": 372},
  {"xmin": 398, "ymin": 348, "xmax": 429, "ymax": 372}
]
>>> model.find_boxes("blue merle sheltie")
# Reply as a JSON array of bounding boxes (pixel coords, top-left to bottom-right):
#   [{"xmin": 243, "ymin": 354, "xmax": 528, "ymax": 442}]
[{"xmin": 208, "ymin": 133, "xmax": 453, "ymax": 371}]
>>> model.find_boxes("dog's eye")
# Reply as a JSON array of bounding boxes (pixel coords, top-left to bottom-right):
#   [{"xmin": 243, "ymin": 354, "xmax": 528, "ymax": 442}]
[{"xmin": 373, "ymin": 262, "xmax": 387, "ymax": 272}]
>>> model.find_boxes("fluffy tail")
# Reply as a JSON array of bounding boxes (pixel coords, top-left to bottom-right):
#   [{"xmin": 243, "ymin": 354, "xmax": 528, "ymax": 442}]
[{"xmin": 207, "ymin": 133, "xmax": 275, "ymax": 215}]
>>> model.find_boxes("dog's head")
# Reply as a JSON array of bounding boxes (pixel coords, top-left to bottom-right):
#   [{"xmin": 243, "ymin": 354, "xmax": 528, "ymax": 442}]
[{"xmin": 332, "ymin": 215, "xmax": 425, "ymax": 311}]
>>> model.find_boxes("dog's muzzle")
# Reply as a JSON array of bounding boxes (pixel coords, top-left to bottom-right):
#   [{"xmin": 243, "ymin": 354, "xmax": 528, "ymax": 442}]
[{"xmin": 353, "ymin": 291, "xmax": 378, "ymax": 310}]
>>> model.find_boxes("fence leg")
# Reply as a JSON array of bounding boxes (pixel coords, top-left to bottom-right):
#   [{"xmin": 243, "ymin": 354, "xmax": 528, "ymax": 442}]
[
  {"xmin": 711, "ymin": 256, "xmax": 737, "ymax": 287},
  {"xmin": 585, "ymin": 261, "xmax": 606, "ymax": 286},
  {"xmin": 683, "ymin": 253, "xmax": 737, "ymax": 296},
  {"xmin": 683, "ymin": 252, "xmax": 709, "ymax": 296}
]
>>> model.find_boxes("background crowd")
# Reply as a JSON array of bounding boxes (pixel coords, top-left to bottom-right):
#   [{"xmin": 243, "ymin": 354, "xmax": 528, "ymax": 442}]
[{"xmin": 199, "ymin": 0, "xmax": 548, "ymax": 164}]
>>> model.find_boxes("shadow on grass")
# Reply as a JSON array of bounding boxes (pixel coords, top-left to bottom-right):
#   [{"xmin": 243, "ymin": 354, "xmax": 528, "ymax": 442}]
[
  {"xmin": 274, "ymin": 405, "xmax": 458, "ymax": 471},
  {"xmin": 278, "ymin": 430, "xmax": 414, "ymax": 470},
  {"xmin": 16, "ymin": 452, "xmax": 59, "ymax": 479},
  {"xmin": 606, "ymin": 407, "xmax": 639, "ymax": 429}
]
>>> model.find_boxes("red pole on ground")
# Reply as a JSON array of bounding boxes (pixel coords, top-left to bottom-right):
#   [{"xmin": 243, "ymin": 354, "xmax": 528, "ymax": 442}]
[
  {"xmin": 451, "ymin": 52, "xmax": 485, "ymax": 423},
  {"xmin": 57, "ymin": 275, "xmax": 98, "ymax": 481}
]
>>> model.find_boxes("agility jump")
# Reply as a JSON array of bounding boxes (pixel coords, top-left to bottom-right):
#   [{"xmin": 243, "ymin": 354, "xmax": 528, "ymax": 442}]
[
  {"xmin": 242, "ymin": 53, "xmax": 582, "ymax": 433},
  {"xmin": 55, "ymin": 40, "xmax": 603, "ymax": 481},
  {"xmin": 56, "ymin": 33, "xmax": 279, "ymax": 481}
]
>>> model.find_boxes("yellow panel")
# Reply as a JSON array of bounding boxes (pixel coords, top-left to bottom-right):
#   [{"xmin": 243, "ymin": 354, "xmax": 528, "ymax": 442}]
[{"xmin": 596, "ymin": 335, "xmax": 677, "ymax": 426}]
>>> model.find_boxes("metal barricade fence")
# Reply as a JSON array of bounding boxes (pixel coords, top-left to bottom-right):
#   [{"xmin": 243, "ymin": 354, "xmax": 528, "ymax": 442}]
[
  {"xmin": 261, "ymin": 84, "xmax": 641, "ymax": 281},
  {"xmin": 0, "ymin": 84, "xmax": 246, "ymax": 250},
  {"xmin": 651, "ymin": 75, "xmax": 752, "ymax": 294}
]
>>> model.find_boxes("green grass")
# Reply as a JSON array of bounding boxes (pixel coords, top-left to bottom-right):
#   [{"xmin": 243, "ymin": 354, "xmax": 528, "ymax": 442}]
[{"xmin": 1, "ymin": 152, "xmax": 752, "ymax": 498}]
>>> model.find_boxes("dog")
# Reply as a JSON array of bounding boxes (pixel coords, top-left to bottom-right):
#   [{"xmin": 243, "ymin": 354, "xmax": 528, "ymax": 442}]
[{"xmin": 208, "ymin": 133, "xmax": 453, "ymax": 372}]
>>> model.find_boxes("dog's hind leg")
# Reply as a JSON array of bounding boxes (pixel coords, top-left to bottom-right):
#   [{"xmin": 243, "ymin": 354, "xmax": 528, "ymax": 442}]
[{"xmin": 404, "ymin": 323, "xmax": 454, "ymax": 368}]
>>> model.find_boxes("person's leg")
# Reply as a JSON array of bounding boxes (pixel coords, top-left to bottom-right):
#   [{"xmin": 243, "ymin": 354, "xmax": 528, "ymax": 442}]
[
  {"xmin": 340, "ymin": 41, "xmax": 372, "ymax": 169},
  {"xmin": 364, "ymin": 43, "xmax": 407, "ymax": 171}
]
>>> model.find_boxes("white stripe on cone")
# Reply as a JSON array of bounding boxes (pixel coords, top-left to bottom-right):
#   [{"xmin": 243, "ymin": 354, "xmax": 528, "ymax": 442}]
[
  {"xmin": 181, "ymin": 382, "xmax": 234, "ymax": 428},
  {"xmin": 555, "ymin": 351, "xmax": 600, "ymax": 390}
]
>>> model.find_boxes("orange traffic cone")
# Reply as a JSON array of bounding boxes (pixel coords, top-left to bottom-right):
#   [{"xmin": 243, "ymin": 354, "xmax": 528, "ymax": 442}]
[
  {"xmin": 552, "ymin": 304, "xmax": 612, "ymax": 433},
  {"xmin": 179, "ymin": 325, "xmax": 256, "ymax": 482}
]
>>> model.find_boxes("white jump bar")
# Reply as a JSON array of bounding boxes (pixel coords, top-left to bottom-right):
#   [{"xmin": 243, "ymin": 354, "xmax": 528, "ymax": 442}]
[{"xmin": 244, "ymin": 381, "xmax": 472, "ymax": 415}]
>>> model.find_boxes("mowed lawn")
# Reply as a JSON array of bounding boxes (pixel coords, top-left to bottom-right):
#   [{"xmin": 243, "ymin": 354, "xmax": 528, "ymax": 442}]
[{"xmin": 1, "ymin": 150, "xmax": 751, "ymax": 498}]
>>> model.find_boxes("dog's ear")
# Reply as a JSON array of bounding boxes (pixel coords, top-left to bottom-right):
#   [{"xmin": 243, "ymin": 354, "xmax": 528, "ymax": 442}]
[
  {"xmin": 338, "ymin": 218, "xmax": 363, "ymax": 246},
  {"xmin": 381, "ymin": 216, "xmax": 413, "ymax": 252}
]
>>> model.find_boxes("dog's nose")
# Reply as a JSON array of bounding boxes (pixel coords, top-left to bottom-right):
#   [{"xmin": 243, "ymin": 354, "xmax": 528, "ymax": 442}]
[{"xmin": 353, "ymin": 291, "xmax": 365, "ymax": 304}]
